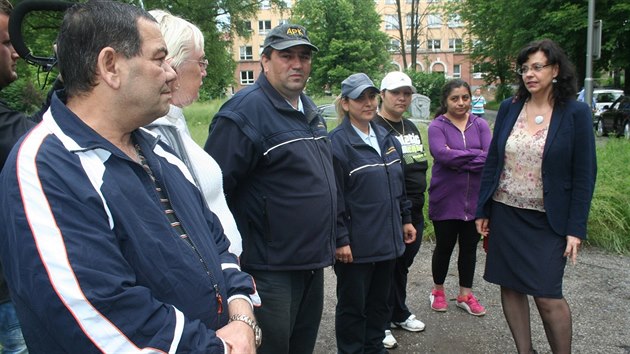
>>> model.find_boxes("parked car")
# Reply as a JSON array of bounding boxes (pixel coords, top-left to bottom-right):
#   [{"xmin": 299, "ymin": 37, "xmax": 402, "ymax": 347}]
[
  {"xmin": 593, "ymin": 89, "xmax": 624, "ymax": 118},
  {"xmin": 596, "ymin": 95, "xmax": 630, "ymax": 139},
  {"xmin": 317, "ymin": 103, "xmax": 337, "ymax": 121}
]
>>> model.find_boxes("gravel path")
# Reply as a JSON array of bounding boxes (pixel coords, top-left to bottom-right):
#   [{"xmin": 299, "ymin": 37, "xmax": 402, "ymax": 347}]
[{"xmin": 313, "ymin": 241, "xmax": 630, "ymax": 353}]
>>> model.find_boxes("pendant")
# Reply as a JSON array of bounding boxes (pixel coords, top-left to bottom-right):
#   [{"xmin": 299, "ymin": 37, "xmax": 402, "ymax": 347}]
[{"xmin": 534, "ymin": 115, "xmax": 544, "ymax": 125}]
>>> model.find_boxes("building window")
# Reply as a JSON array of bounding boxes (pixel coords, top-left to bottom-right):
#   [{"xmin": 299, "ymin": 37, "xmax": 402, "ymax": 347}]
[
  {"xmin": 258, "ymin": 20, "xmax": 272, "ymax": 35},
  {"xmin": 448, "ymin": 38, "xmax": 463, "ymax": 52},
  {"xmin": 384, "ymin": 15, "xmax": 399, "ymax": 30},
  {"xmin": 240, "ymin": 71, "xmax": 255, "ymax": 85},
  {"xmin": 427, "ymin": 14, "xmax": 442, "ymax": 28},
  {"xmin": 448, "ymin": 14, "xmax": 463, "ymax": 28},
  {"xmin": 453, "ymin": 64, "xmax": 461, "ymax": 78},
  {"xmin": 388, "ymin": 39, "xmax": 401, "ymax": 52},
  {"xmin": 239, "ymin": 46, "xmax": 253, "ymax": 60},
  {"xmin": 472, "ymin": 63, "xmax": 483, "ymax": 79},
  {"xmin": 427, "ymin": 39, "xmax": 441, "ymax": 51},
  {"xmin": 243, "ymin": 21, "xmax": 252, "ymax": 32},
  {"xmin": 405, "ymin": 39, "xmax": 420, "ymax": 51},
  {"xmin": 284, "ymin": 0, "xmax": 292, "ymax": 7},
  {"xmin": 385, "ymin": 0, "xmax": 396, "ymax": 3},
  {"xmin": 260, "ymin": 0, "xmax": 271, "ymax": 10}
]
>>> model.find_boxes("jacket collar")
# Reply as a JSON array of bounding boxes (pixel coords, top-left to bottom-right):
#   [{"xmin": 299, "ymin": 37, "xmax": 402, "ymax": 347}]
[
  {"xmin": 256, "ymin": 73, "xmax": 319, "ymax": 123},
  {"xmin": 341, "ymin": 116, "xmax": 390, "ymax": 150},
  {"xmin": 46, "ymin": 92, "xmax": 160, "ymax": 158}
]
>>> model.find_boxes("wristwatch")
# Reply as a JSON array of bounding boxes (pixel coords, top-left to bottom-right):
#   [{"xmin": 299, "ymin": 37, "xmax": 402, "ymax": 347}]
[{"xmin": 229, "ymin": 314, "xmax": 262, "ymax": 347}]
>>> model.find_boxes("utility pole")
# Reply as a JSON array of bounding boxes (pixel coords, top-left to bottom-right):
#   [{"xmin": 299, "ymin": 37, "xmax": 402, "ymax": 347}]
[{"xmin": 584, "ymin": 0, "xmax": 595, "ymax": 111}]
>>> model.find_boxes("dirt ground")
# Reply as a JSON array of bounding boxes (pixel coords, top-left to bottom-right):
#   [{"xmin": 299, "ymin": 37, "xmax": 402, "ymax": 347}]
[{"xmin": 313, "ymin": 241, "xmax": 630, "ymax": 354}]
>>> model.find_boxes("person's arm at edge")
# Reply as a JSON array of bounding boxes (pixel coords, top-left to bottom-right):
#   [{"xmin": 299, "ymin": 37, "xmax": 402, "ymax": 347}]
[
  {"xmin": 6, "ymin": 144, "xmax": 232, "ymax": 353},
  {"xmin": 330, "ymin": 132, "xmax": 353, "ymax": 263},
  {"xmin": 564, "ymin": 102, "xmax": 598, "ymax": 264},
  {"xmin": 475, "ymin": 99, "xmax": 511, "ymax": 234}
]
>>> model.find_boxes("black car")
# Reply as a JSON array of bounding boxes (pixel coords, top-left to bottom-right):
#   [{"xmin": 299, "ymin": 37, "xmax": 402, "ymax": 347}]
[{"xmin": 596, "ymin": 95, "xmax": 630, "ymax": 139}]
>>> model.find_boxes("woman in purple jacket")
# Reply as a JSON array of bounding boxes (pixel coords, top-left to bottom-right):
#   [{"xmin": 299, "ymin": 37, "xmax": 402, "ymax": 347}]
[{"xmin": 427, "ymin": 79, "xmax": 491, "ymax": 316}]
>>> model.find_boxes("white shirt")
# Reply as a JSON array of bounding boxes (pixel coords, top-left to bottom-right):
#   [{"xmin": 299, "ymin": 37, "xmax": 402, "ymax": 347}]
[{"xmin": 351, "ymin": 123, "xmax": 381, "ymax": 156}]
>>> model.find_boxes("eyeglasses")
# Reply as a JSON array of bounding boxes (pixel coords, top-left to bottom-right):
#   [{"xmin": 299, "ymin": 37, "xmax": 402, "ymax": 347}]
[
  {"xmin": 516, "ymin": 63, "xmax": 552, "ymax": 75},
  {"xmin": 184, "ymin": 58, "xmax": 209, "ymax": 70}
]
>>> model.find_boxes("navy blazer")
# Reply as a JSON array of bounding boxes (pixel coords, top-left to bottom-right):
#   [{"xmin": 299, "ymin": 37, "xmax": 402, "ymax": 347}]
[{"xmin": 476, "ymin": 98, "xmax": 597, "ymax": 239}]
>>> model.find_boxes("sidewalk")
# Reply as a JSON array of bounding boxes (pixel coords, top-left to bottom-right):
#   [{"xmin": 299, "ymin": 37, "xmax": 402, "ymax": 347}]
[{"xmin": 314, "ymin": 241, "xmax": 630, "ymax": 353}]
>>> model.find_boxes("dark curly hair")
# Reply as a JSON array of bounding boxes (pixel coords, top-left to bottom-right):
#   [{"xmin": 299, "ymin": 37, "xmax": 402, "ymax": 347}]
[
  {"xmin": 434, "ymin": 79, "xmax": 471, "ymax": 118},
  {"xmin": 514, "ymin": 39, "xmax": 577, "ymax": 105}
]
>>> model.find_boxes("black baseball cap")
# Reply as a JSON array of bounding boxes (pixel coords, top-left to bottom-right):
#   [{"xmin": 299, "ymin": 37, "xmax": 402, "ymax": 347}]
[{"xmin": 263, "ymin": 23, "xmax": 319, "ymax": 52}]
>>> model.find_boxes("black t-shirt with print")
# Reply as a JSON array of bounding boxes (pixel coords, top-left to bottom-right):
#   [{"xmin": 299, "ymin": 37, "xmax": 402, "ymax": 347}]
[{"xmin": 374, "ymin": 114, "xmax": 428, "ymax": 224}]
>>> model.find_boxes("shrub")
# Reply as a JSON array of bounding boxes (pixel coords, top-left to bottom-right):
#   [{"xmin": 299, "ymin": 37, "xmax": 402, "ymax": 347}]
[
  {"xmin": 587, "ymin": 139, "xmax": 630, "ymax": 254},
  {"xmin": 405, "ymin": 71, "xmax": 446, "ymax": 113}
]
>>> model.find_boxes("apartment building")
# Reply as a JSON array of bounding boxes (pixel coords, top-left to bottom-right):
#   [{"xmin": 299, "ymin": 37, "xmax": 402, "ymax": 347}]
[{"xmin": 229, "ymin": 0, "xmax": 484, "ymax": 93}]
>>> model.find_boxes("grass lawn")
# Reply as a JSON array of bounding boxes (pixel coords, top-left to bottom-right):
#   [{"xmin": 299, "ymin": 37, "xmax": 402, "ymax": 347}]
[{"xmin": 186, "ymin": 98, "xmax": 630, "ymax": 254}]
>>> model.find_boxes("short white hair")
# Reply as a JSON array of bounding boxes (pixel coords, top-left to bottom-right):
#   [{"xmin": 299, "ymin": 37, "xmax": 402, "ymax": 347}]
[{"xmin": 149, "ymin": 10, "xmax": 204, "ymax": 70}]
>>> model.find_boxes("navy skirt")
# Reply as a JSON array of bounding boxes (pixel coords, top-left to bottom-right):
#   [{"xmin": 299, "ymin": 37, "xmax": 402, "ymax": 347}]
[{"xmin": 483, "ymin": 201, "xmax": 567, "ymax": 298}]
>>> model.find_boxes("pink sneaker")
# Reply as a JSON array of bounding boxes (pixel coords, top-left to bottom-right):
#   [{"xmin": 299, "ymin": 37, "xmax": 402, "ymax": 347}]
[
  {"xmin": 430, "ymin": 289, "xmax": 448, "ymax": 312},
  {"xmin": 456, "ymin": 293, "xmax": 486, "ymax": 316}
]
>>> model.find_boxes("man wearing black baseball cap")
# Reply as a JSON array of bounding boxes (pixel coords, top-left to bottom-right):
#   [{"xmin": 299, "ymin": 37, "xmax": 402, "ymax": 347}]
[
  {"xmin": 263, "ymin": 23, "xmax": 319, "ymax": 52},
  {"xmin": 205, "ymin": 23, "xmax": 336, "ymax": 354}
]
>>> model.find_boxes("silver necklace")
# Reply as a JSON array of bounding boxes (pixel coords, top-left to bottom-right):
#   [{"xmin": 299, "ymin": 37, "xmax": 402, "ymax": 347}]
[{"xmin": 526, "ymin": 101, "xmax": 551, "ymax": 125}]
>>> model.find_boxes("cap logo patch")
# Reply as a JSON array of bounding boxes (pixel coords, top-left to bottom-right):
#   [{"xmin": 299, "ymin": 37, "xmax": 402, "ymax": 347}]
[{"xmin": 287, "ymin": 27, "xmax": 304, "ymax": 37}]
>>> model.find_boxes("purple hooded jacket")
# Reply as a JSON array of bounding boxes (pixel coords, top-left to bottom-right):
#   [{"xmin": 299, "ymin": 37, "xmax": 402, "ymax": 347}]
[{"xmin": 428, "ymin": 114, "xmax": 491, "ymax": 221}]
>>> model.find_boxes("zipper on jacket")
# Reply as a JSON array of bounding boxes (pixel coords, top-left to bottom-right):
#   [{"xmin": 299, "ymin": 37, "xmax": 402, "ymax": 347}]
[
  {"xmin": 178, "ymin": 233, "xmax": 224, "ymax": 317},
  {"xmin": 135, "ymin": 148, "xmax": 225, "ymax": 326},
  {"xmin": 461, "ymin": 129, "xmax": 471, "ymax": 221}
]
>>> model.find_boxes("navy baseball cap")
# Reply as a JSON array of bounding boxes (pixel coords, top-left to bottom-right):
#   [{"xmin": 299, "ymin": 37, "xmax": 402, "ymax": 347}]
[
  {"xmin": 263, "ymin": 23, "xmax": 318, "ymax": 52},
  {"xmin": 341, "ymin": 73, "xmax": 379, "ymax": 99}
]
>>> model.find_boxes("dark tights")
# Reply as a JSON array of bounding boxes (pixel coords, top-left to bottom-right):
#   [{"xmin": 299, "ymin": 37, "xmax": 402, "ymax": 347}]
[{"xmin": 501, "ymin": 286, "xmax": 572, "ymax": 354}]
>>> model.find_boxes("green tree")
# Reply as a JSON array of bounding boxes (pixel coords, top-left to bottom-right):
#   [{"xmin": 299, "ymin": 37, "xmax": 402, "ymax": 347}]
[
  {"xmin": 453, "ymin": 0, "xmax": 628, "ymax": 99},
  {"xmin": 598, "ymin": 0, "xmax": 630, "ymax": 92},
  {"xmin": 292, "ymin": 0, "xmax": 390, "ymax": 95},
  {"xmin": 140, "ymin": 0, "xmax": 288, "ymax": 98},
  {"xmin": 451, "ymin": 0, "xmax": 534, "ymax": 101},
  {"xmin": 11, "ymin": 0, "xmax": 289, "ymax": 100}
]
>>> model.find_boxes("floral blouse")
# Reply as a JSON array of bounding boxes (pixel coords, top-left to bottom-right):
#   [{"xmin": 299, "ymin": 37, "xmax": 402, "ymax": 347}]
[{"xmin": 492, "ymin": 106, "xmax": 548, "ymax": 211}]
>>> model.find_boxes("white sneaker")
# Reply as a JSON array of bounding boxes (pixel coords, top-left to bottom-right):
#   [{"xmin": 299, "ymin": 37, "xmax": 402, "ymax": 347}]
[
  {"xmin": 391, "ymin": 314, "xmax": 426, "ymax": 332},
  {"xmin": 383, "ymin": 330, "xmax": 398, "ymax": 349}
]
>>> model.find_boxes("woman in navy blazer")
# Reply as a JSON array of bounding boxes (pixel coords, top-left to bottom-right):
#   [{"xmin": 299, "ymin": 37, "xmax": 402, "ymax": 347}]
[{"xmin": 475, "ymin": 40, "xmax": 596, "ymax": 354}]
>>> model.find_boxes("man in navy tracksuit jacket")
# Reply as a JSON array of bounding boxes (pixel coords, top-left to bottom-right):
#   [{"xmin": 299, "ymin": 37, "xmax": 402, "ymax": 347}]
[
  {"xmin": 204, "ymin": 23, "xmax": 336, "ymax": 354},
  {"xmin": 0, "ymin": 2, "xmax": 258, "ymax": 352}
]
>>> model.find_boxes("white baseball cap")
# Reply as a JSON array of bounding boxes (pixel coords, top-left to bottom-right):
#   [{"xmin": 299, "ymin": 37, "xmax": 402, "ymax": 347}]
[{"xmin": 380, "ymin": 71, "xmax": 417, "ymax": 93}]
